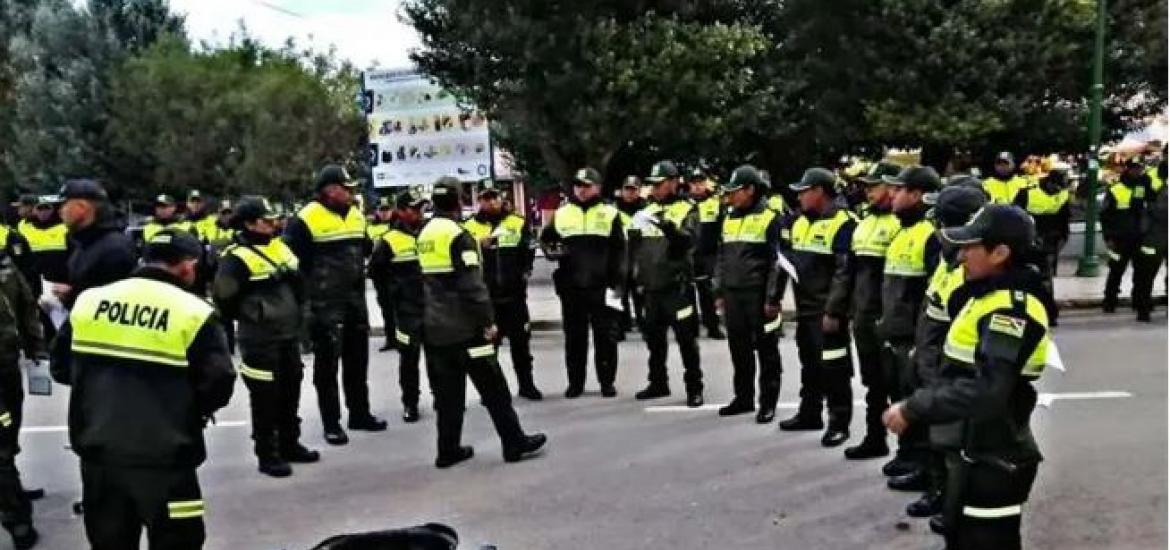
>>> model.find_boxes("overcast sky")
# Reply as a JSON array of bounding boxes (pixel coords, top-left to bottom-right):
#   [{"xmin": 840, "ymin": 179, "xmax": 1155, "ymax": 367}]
[{"xmin": 167, "ymin": 0, "xmax": 421, "ymax": 69}]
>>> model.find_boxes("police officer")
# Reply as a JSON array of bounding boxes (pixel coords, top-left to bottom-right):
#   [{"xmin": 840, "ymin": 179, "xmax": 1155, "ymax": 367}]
[
  {"xmin": 57, "ymin": 180, "xmax": 137, "ymax": 308},
  {"xmin": 16, "ymin": 196, "xmax": 69, "ymax": 295},
  {"xmin": 1134, "ymin": 157, "xmax": 1168, "ymax": 322},
  {"xmin": 213, "ymin": 197, "xmax": 320, "ymax": 478},
  {"xmin": 615, "ymin": 176, "xmax": 647, "ymax": 335},
  {"xmin": 205, "ymin": 201, "xmax": 236, "ymax": 250},
  {"xmin": 689, "ymin": 168, "xmax": 726, "ymax": 339},
  {"xmin": 1014, "ymin": 163, "xmax": 1071, "ymax": 322},
  {"xmin": 843, "ymin": 162, "xmax": 903, "ymax": 460},
  {"xmin": 878, "ymin": 166, "xmax": 943, "ymax": 491},
  {"xmin": 143, "ymin": 194, "xmax": 195, "ymax": 242},
  {"xmin": 284, "ymin": 165, "xmax": 386, "ymax": 445},
  {"xmin": 368, "ymin": 189, "xmax": 428, "ymax": 422},
  {"xmin": 884, "ymin": 204, "xmax": 1052, "ymax": 550},
  {"xmin": 0, "ymin": 241, "xmax": 46, "ymax": 548},
  {"xmin": 0, "ymin": 202, "xmax": 37, "ymax": 296},
  {"xmin": 418, "ymin": 178, "xmax": 547, "ymax": 468},
  {"xmin": 464, "ymin": 180, "xmax": 542, "ymax": 400},
  {"xmin": 713, "ymin": 166, "xmax": 784, "ymax": 423},
  {"xmin": 367, "ymin": 197, "xmax": 398, "ymax": 352},
  {"xmin": 539, "ymin": 168, "xmax": 625, "ymax": 398},
  {"xmin": 51, "ymin": 230, "xmax": 236, "ymax": 549},
  {"xmin": 777, "ymin": 167, "xmax": 857, "ymax": 447},
  {"xmin": 185, "ymin": 191, "xmax": 216, "ymax": 242},
  {"xmin": 629, "ymin": 161, "xmax": 704, "ymax": 406},
  {"xmin": 983, "ymin": 152, "xmax": 1031, "ymax": 205},
  {"xmin": 1101, "ymin": 157, "xmax": 1156, "ymax": 316}
]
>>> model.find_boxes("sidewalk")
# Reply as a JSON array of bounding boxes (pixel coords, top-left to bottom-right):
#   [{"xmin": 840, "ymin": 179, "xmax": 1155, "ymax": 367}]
[{"xmin": 367, "ymin": 257, "xmax": 1166, "ymax": 334}]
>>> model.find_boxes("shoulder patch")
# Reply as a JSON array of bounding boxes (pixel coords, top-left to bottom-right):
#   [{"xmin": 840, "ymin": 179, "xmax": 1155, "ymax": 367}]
[{"xmin": 988, "ymin": 313, "xmax": 1026, "ymax": 338}]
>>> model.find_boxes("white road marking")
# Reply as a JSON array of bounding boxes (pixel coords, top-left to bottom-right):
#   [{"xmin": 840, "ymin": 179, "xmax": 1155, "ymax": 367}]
[
  {"xmin": 22, "ymin": 420, "xmax": 250, "ymax": 434},
  {"xmin": 646, "ymin": 392, "xmax": 1135, "ymax": 413},
  {"xmin": 646, "ymin": 400, "xmax": 866, "ymax": 413}
]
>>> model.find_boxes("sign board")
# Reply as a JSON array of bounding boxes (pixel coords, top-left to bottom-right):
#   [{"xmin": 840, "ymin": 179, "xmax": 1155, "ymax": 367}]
[{"xmin": 362, "ymin": 68, "xmax": 492, "ymax": 188}]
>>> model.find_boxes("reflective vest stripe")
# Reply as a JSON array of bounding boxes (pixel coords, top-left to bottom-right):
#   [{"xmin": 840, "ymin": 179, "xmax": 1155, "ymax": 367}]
[
  {"xmin": 1024, "ymin": 188, "xmax": 1069, "ymax": 215},
  {"xmin": 764, "ymin": 316, "xmax": 783, "ymax": 333},
  {"xmin": 698, "ymin": 196, "xmax": 721, "ymax": 223},
  {"xmin": 395, "ymin": 329, "xmax": 411, "ymax": 345},
  {"xmin": 822, "ymin": 348, "xmax": 848, "ymax": 361},
  {"xmin": 722, "ymin": 208, "xmax": 777, "ymax": 243},
  {"xmin": 238, "ymin": 364, "xmax": 274, "ymax": 382},
  {"xmin": 963, "ymin": 504, "xmax": 1022, "ymax": 519},
  {"xmin": 467, "ymin": 345, "xmax": 495, "ymax": 358},
  {"xmin": 851, "ymin": 212, "xmax": 899, "ymax": 257},
  {"xmin": 382, "ymin": 230, "xmax": 418, "ymax": 263},
  {"xmin": 0, "ymin": 412, "xmax": 12, "ymax": 427},
  {"xmin": 417, "ymin": 217, "xmax": 465, "ymax": 274},
  {"xmin": 944, "ymin": 289, "xmax": 1049, "ymax": 374},
  {"xmin": 18, "ymin": 221, "xmax": 68, "ymax": 252},
  {"xmin": 168, "ymin": 500, "xmax": 205, "ymax": 519},
  {"xmin": 226, "ymin": 241, "xmax": 299, "ymax": 281},
  {"xmin": 297, "ymin": 202, "xmax": 366, "ymax": 243},
  {"xmin": 73, "ymin": 339, "xmax": 188, "ymax": 366},
  {"xmin": 554, "ymin": 203, "xmax": 619, "ymax": 238},
  {"xmin": 676, "ymin": 306, "xmax": 694, "ymax": 320},
  {"xmin": 792, "ymin": 210, "xmax": 853, "ymax": 254},
  {"xmin": 884, "ymin": 219, "xmax": 934, "ymax": 277}
]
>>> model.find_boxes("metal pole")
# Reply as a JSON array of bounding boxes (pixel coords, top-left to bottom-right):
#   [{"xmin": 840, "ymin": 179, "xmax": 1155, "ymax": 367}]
[{"xmin": 1076, "ymin": 0, "xmax": 1107, "ymax": 277}]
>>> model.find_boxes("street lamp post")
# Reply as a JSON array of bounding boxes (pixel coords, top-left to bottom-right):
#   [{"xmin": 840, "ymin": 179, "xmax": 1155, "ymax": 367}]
[{"xmin": 1077, "ymin": 0, "xmax": 1107, "ymax": 277}]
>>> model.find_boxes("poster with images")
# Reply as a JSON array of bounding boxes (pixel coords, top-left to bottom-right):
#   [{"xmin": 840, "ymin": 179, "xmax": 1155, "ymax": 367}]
[{"xmin": 363, "ymin": 68, "xmax": 492, "ymax": 188}]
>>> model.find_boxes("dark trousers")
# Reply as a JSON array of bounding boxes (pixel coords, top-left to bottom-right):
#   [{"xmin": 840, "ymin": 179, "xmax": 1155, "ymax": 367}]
[
  {"xmin": 694, "ymin": 275, "xmax": 721, "ymax": 332},
  {"xmin": 560, "ymin": 287, "xmax": 618, "ymax": 389},
  {"xmin": 1038, "ymin": 237, "xmax": 1066, "ymax": 321},
  {"xmin": 310, "ymin": 299, "xmax": 371, "ymax": 428},
  {"xmin": 240, "ymin": 339, "xmax": 305, "ymax": 460},
  {"xmin": 885, "ymin": 340, "xmax": 928, "ymax": 459},
  {"xmin": 1104, "ymin": 239, "xmax": 1139, "ymax": 304},
  {"xmin": 853, "ymin": 316, "xmax": 888, "ymax": 439},
  {"xmin": 620, "ymin": 276, "xmax": 644, "ymax": 331},
  {"xmin": 942, "ymin": 454, "xmax": 1038, "ymax": 550},
  {"xmin": 374, "ymin": 280, "xmax": 397, "ymax": 346},
  {"xmin": 642, "ymin": 286, "xmax": 703, "ymax": 394},
  {"xmin": 494, "ymin": 299, "xmax": 536, "ymax": 389},
  {"xmin": 81, "ymin": 462, "xmax": 205, "ymax": 550},
  {"xmin": 0, "ymin": 366, "xmax": 29, "ymax": 531},
  {"xmin": 723, "ymin": 289, "xmax": 782, "ymax": 408},
  {"xmin": 1133, "ymin": 246, "xmax": 1164, "ymax": 315},
  {"xmin": 392, "ymin": 314, "xmax": 422, "ymax": 409},
  {"xmin": 794, "ymin": 315, "xmax": 853, "ymax": 427},
  {"xmin": 424, "ymin": 339, "xmax": 526, "ymax": 456}
]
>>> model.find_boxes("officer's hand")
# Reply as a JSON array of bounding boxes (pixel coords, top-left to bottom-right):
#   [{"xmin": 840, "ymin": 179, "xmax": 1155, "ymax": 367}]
[
  {"xmin": 764, "ymin": 303, "xmax": 780, "ymax": 320},
  {"xmin": 882, "ymin": 402, "xmax": 910, "ymax": 435},
  {"xmin": 483, "ymin": 325, "xmax": 500, "ymax": 342},
  {"xmin": 50, "ymin": 283, "xmax": 71, "ymax": 299},
  {"xmin": 821, "ymin": 314, "xmax": 840, "ymax": 334}
]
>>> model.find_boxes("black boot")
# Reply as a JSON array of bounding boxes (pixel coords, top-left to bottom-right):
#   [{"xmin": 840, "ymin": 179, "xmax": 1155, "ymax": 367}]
[
  {"xmin": 348, "ymin": 414, "xmax": 388, "ymax": 431},
  {"xmin": 718, "ymin": 400, "xmax": 754, "ymax": 416},
  {"xmin": 635, "ymin": 384, "xmax": 671, "ymax": 400},
  {"xmin": 755, "ymin": 407, "xmax": 776, "ymax": 424},
  {"xmin": 1103, "ymin": 297, "xmax": 1118, "ymax": 313},
  {"xmin": 518, "ymin": 383, "xmax": 544, "ymax": 401},
  {"xmin": 778, "ymin": 412, "xmax": 823, "ymax": 431},
  {"xmin": 6, "ymin": 523, "xmax": 38, "ymax": 550},
  {"xmin": 888, "ymin": 469, "xmax": 929, "ymax": 492},
  {"xmin": 906, "ymin": 491, "xmax": 943, "ymax": 518},
  {"xmin": 686, "ymin": 391, "xmax": 704, "ymax": 408},
  {"xmin": 821, "ymin": 426, "xmax": 850, "ymax": 448},
  {"xmin": 564, "ymin": 385, "xmax": 584, "ymax": 399},
  {"xmin": 882, "ymin": 454, "xmax": 917, "ymax": 477},
  {"xmin": 928, "ymin": 514, "xmax": 947, "ymax": 535},
  {"xmin": 403, "ymin": 404, "xmax": 421, "ymax": 423},
  {"xmin": 600, "ymin": 385, "xmax": 617, "ymax": 398},
  {"xmin": 281, "ymin": 442, "xmax": 320, "ymax": 463},
  {"xmin": 844, "ymin": 435, "xmax": 889, "ymax": 460},
  {"xmin": 706, "ymin": 326, "xmax": 726, "ymax": 340},
  {"xmin": 258, "ymin": 457, "xmax": 292, "ymax": 478},
  {"xmin": 323, "ymin": 425, "xmax": 348, "ymax": 446},
  {"xmin": 504, "ymin": 433, "xmax": 548, "ymax": 463},
  {"xmin": 436, "ymin": 446, "xmax": 475, "ymax": 469},
  {"xmin": 1137, "ymin": 310, "xmax": 1152, "ymax": 322}
]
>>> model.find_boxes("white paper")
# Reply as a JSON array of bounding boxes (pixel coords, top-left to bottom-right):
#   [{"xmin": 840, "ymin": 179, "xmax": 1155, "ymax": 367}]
[
  {"xmin": 776, "ymin": 251, "xmax": 800, "ymax": 284},
  {"xmin": 604, "ymin": 290, "xmax": 625, "ymax": 311},
  {"xmin": 38, "ymin": 289, "xmax": 68, "ymax": 329},
  {"xmin": 631, "ymin": 210, "xmax": 659, "ymax": 232},
  {"xmin": 1045, "ymin": 340, "xmax": 1065, "ymax": 372}
]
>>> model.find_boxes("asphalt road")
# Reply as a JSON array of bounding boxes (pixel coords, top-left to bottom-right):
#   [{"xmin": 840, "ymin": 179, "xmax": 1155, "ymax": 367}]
[{"xmin": 9, "ymin": 311, "xmax": 1167, "ymax": 549}]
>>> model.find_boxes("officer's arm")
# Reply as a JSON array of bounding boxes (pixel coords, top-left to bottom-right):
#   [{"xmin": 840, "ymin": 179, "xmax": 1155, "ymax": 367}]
[
  {"xmin": 825, "ymin": 219, "xmax": 856, "ymax": 319},
  {"xmin": 8, "ymin": 233, "xmax": 40, "ymax": 296},
  {"xmin": 606, "ymin": 214, "xmax": 627, "ymax": 290},
  {"xmin": 923, "ymin": 234, "xmax": 942, "ymax": 277},
  {"xmin": 50, "ymin": 320, "xmax": 73, "ymax": 385},
  {"xmin": 282, "ymin": 217, "xmax": 313, "ymax": 274},
  {"xmin": 451, "ymin": 232, "xmax": 495, "ymax": 329},
  {"xmin": 520, "ymin": 219, "xmax": 535, "ymax": 273},
  {"xmin": 186, "ymin": 315, "xmax": 236, "ymax": 417},
  {"xmin": 665, "ymin": 207, "xmax": 698, "ymax": 252},
  {"xmin": 12, "ymin": 267, "xmax": 45, "ymax": 358},
  {"xmin": 903, "ymin": 310, "xmax": 1044, "ymax": 424},
  {"xmin": 210, "ymin": 254, "xmax": 248, "ymax": 321},
  {"xmin": 764, "ymin": 216, "xmax": 785, "ymax": 306},
  {"xmin": 1099, "ymin": 191, "xmax": 1118, "ymax": 240},
  {"xmin": 771, "ymin": 215, "xmax": 795, "ymax": 302},
  {"xmin": 367, "ymin": 239, "xmax": 393, "ymax": 280}
]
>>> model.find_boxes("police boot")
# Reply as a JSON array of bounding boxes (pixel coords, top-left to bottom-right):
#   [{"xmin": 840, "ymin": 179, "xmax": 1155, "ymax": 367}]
[
  {"xmin": 503, "ymin": 433, "xmax": 548, "ymax": 463},
  {"xmin": 600, "ymin": 384, "xmax": 617, "ymax": 398},
  {"xmin": 928, "ymin": 514, "xmax": 947, "ymax": 535},
  {"xmin": 821, "ymin": 425, "xmax": 850, "ymax": 448},
  {"xmin": 718, "ymin": 399, "xmax": 754, "ymax": 417},
  {"xmin": 887, "ymin": 468, "xmax": 929, "ymax": 492},
  {"xmin": 686, "ymin": 390, "xmax": 704, "ymax": 408},
  {"xmin": 844, "ymin": 435, "xmax": 889, "ymax": 460},
  {"xmin": 517, "ymin": 372, "xmax": 543, "ymax": 401},
  {"xmin": 564, "ymin": 385, "xmax": 584, "ymax": 399},
  {"xmin": 778, "ymin": 411, "xmax": 823, "ymax": 431},
  {"xmin": 1137, "ymin": 310, "xmax": 1152, "ymax": 322},
  {"xmin": 906, "ymin": 491, "xmax": 943, "ymax": 518},
  {"xmin": 348, "ymin": 414, "xmax": 388, "ymax": 432},
  {"xmin": 882, "ymin": 454, "xmax": 918, "ymax": 477},
  {"xmin": 258, "ymin": 457, "xmax": 292, "ymax": 478},
  {"xmin": 435, "ymin": 446, "xmax": 475, "ymax": 469},
  {"xmin": 281, "ymin": 442, "xmax": 321, "ymax": 464},
  {"xmin": 635, "ymin": 384, "xmax": 671, "ymax": 400},
  {"xmin": 1103, "ymin": 296, "xmax": 1118, "ymax": 313},
  {"xmin": 403, "ymin": 404, "xmax": 421, "ymax": 423},
  {"xmin": 323, "ymin": 425, "xmax": 349, "ymax": 446}
]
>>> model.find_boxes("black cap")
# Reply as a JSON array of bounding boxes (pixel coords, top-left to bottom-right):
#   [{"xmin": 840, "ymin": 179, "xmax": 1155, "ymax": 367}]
[
  {"xmin": 932, "ymin": 186, "xmax": 988, "ymax": 228},
  {"xmin": 58, "ymin": 179, "xmax": 108, "ymax": 202},
  {"xmin": 395, "ymin": 187, "xmax": 428, "ymax": 209},
  {"xmin": 573, "ymin": 167, "xmax": 602, "ymax": 186},
  {"xmin": 939, "ymin": 204, "xmax": 1035, "ymax": 252},
  {"xmin": 231, "ymin": 196, "xmax": 276, "ymax": 228},
  {"xmin": 646, "ymin": 161, "xmax": 680, "ymax": 183},
  {"xmin": 478, "ymin": 179, "xmax": 501, "ymax": 198},
  {"xmin": 723, "ymin": 165, "xmax": 767, "ymax": 192},
  {"xmin": 187, "ymin": 190, "xmax": 204, "ymax": 201},
  {"xmin": 316, "ymin": 164, "xmax": 356, "ymax": 190},
  {"xmin": 926, "ymin": 174, "xmax": 986, "ymax": 205},
  {"xmin": 17, "ymin": 194, "xmax": 37, "ymax": 206},
  {"xmin": 219, "ymin": 199, "xmax": 234, "ymax": 212},
  {"xmin": 860, "ymin": 162, "xmax": 903, "ymax": 185},
  {"xmin": 142, "ymin": 230, "xmax": 203, "ymax": 263},
  {"xmin": 688, "ymin": 167, "xmax": 706, "ymax": 181},
  {"xmin": 375, "ymin": 196, "xmax": 394, "ymax": 209},
  {"xmin": 622, "ymin": 175, "xmax": 641, "ymax": 189},
  {"xmin": 790, "ymin": 167, "xmax": 837, "ymax": 193},
  {"xmin": 995, "ymin": 151, "xmax": 1015, "ymax": 164},
  {"xmin": 883, "ymin": 165, "xmax": 941, "ymax": 192},
  {"xmin": 155, "ymin": 194, "xmax": 176, "ymax": 206}
]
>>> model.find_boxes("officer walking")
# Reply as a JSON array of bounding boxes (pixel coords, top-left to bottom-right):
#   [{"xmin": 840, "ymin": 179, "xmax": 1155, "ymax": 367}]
[
  {"xmin": 1134, "ymin": 157, "xmax": 1168, "ymax": 322},
  {"xmin": 368, "ymin": 189, "xmax": 429, "ymax": 422},
  {"xmin": 539, "ymin": 168, "xmax": 625, "ymax": 398},
  {"xmin": 284, "ymin": 165, "xmax": 386, "ymax": 445},
  {"xmin": 615, "ymin": 176, "xmax": 647, "ymax": 336},
  {"xmin": 689, "ymin": 169, "xmax": 726, "ymax": 340},
  {"xmin": 418, "ymin": 178, "xmax": 547, "ymax": 468},
  {"xmin": 982, "ymin": 152, "xmax": 1031, "ymax": 205},
  {"xmin": 777, "ymin": 168, "xmax": 857, "ymax": 447},
  {"xmin": 884, "ymin": 204, "xmax": 1053, "ymax": 550},
  {"xmin": 143, "ymin": 194, "xmax": 194, "ymax": 242},
  {"xmin": 1101, "ymin": 157, "xmax": 1156, "ymax": 316},
  {"xmin": 628, "ymin": 161, "xmax": 704, "ymax": 406},
  {"xmin": 213, "ymin": 197, "xmax": 320, "ymax": 478},
  {"xmin": 463, "ymin": 181, "xmax": 543, "ymax": 400},
  {"xmin": 367, "ymin": 197, "xmax": 398, "ymax": 352},
  {"xmin": 713, "ymin": 166, "xmax": 785, "ymax": 423},
  {"xmin": 878, "ymin": 166, "xmax": 942, "ymax": 491},
  {"xmin": 57, "ymin": 180, "xmax": 137, "ymax": 308},
  {"xmin": 842, "ymin": 162, "xmax": 903, "ymax": 461},
  {"xmin": 0, "ymin": 241, "xmax": 46, "ymax": 548},
  {"xmin": 51, "ymin": 230, "xmax": 236, "ymax": 549}
]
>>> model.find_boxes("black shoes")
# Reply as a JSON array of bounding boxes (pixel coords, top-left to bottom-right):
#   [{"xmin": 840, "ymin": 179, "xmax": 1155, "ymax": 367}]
[
  {"xmin": 282, "ymin": 443, "xmax": 321, "ymax": 463},
  {"xmin": 687, "ymin": 393, "xmax": 704, "ymax": 408},
  {"xmin": 778, "ymin": 414, "xmax": 824, "ymax": 431},
  {"xmin": 1137, "ymin": 310, "xmax": 1152, "ymax": 322},
  {"xmin": 635, "ymin": 385, "xmax": 671, "ymax": 400},
  {"xmin": 755, "ymin": 407, "xmax": 776, "ymax": 424},
  {"xmin": 564, "ymin": 385, "xmax": 584, "ymax": 399},
  {"xmin": 888, "ymin": 469, "xmax": 929, "ymax": 492},
  {"xmin": 519, "ymin": 385, "xmax": 544, "ymax": 401},
  {"xmin": 1103, "ymin": 298, "xmax": 1117, "ymax": 313},
  {"xmin": 821, "ymin": 428, "xmax": 850, "ymax": 448},
  {"xmin": 403, "ymin": 405, "xmax": 421, "ymax": 423},
  {"xmin": 22, "ymin": 489, "xmax": 44, "ymax": 501},
  {"xmin": 928, "ymin": 514, "xmax": 947, "ymax": 535},
  {"xmin": 882, "ymin": 455, "xmax": 918, "ymax": 477},
  {"xmin": 378, "ymin": 340, "xmax": 396, "ymax": 352},
  {"xmin": 718, "ymin": 400, "xmax": 755, "ymax": 417},
  {"xmin": 8, "ymin": 523, "xmax": 38, "ymax": 550},
  {"xmin": 348, "ymin": 415, "xmax": 388, "ymax": 432},
  {"xmin": 323, "ymin": 426, "xmax": 349, "ymax": 446},
  {"xmin": 504, "ymin": 433, "xmax": 548, "ymax": 463},
  {"xmin": 707, "ymin": 327, "xmax": 726, "ymax": 340},
  {"xmin": 844, "ymin": 436, "xmax": 889, "ymax": 460},
  {"xmin": 906, "ymin": 492, "xmax": 943, "ymax": 518},
  {"xmin": 258, "ymin": 458, "xmax": 292, "ymax": 478},
  {"xmin": 601, "ymin": 385, "xmax": 617, "ymax": 398},
  {"xmin": 435, "ymin": 446, "xmax": 475, "ymax": 469}
]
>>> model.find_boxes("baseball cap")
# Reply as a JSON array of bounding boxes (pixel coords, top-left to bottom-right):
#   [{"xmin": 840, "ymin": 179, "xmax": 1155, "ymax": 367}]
[
  {"xmin": 939, "ymin": 204, "xmax": 1035, "ymax": 253},
  {"xmin": 882, "ymin": 165, "xmax": 941, "ymax": 192},
  {"xmin": 622, "ymin": 176, "xmax": 641, "ymax": 189},
  {"xmin": 860, "ymin": 162, "xmax": 903, "ymax": 185},
  {"xmin": 995, "ymin": 151, "xmax": 1015, "ymax": 164},
  {"xmin": 231, "ymin": 196, "xmax": 277, "ymax": 228},
  {"xmin": 219, "ymin": 199, "xmax": 234, "ymax": 213},
  {"xmin": 932, "ymin": 186, "xmax": 988, "ymax": 228},
  {"xmin": 574, "ymin": 167, "xmax": 602, "ymax": 186},
  {"xmin": 187, "ymin": 190, "xmax": 204, "ymax": 201},
  {"xmin": 478, "ymin": 179, "xmax": 501, "ymax": 198},
  {"xmin": 790, "ymin": 167, "xmax": 837, "ymax": 193},
  {"xmin": 395, "ymin": 187, "xmax": 428, "ymax": 209},
  {"xmin": 316, "ymin": 164, "xmax": 356, "ymax": 190},
  {"xmin": 155, "ymin": 194, "xmax": 176, "ymax": 206},
  {"xmin": 17, "ymin": 194, "xmax": 37, "ymax": 206},
  {"xmin": 646, "ymin": 161, "xmax": 680, "ymax": 183},
  {"xmin": 688, "ymin": 168, "xmax": 706, "ymax": 181},
  {"xmin": 723, "ymin": 165, "xmax": 766, "ymax": 193},
  {"xmin": 58, "ymin": 179, "xmax": 108, "ymax": 202},
  {"xmin": 142, "ymin": 230, "xmax": 203, "ymax": 263}
]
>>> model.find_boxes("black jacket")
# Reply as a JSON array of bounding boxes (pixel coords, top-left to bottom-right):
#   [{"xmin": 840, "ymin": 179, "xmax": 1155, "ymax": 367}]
[
  {"xmin": 779, "ymin": 205, "xmax": 856, "ymax": 319},
  {"xmin": 1101, "ymin": 172, "xmax": 1153, "ymax": 244},
  {"xmin": 713, "ymin": 197, "xmax": 784, "ymax": 305},
  {"xmin": 540, "ymin": 196, "xmax": 626, "ymax": 291},
  {"xmin": 849, "ymin": 207, "xmax": 895, "ymax": 321},
  {"xmin": 420, "ymin": 214, "xmax": 495, "ymax": 347},
  {"xmin": 51, "ymin": 267, "xmax": 235, "ymax": 468},
  {"xmin": 367, "ymin": 222, "xmax": 424, "ymax": 321},
  {"xmin": 877, "ymin": 206, "xmax": 940, "ymax": 342},
  {"xmin": 212, "ymin": 232, "xmax": 305, "ymax": 344},
  {"xmin": 0, "ymin": 252, "xmax": 44, "ymax": 365},
  {"xmin": 283, "ymin": 201, "xmax": 367, "ymax": 303},
  {"xmin": 64, "ymin": 214, "xmax": 136, "ymax": 308},
  {"xmin": 630, "ymin": 196, "xmax": 697, "ymax": 292},
  {"xmin": 465, "ymin": 212, "xmax": 534, "ymax": 302}
]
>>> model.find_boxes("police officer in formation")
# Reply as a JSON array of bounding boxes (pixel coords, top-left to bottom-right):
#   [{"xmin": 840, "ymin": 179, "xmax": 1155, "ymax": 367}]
[
  {"xmin": 1, "ymin": 198, "xmax": 38, "ymax": 293},
  {"xmin": 52, "ymin": 230, "xmax": 236, "ymax": 549},
  {"xmin": 463, "ymin": 180, "xmax": 543, "ymax": 400},
  {"xmin": 367, "ymin": 196, "xmax": 398, "ymax": 352},
  {"xmin": 713, "ymin": 166, "xmax": 785, "ymax": 423},
  {"xmin": 16, "ymin": 196, "xmax": 69, "ymax": 298},
  {"xmin": 540, "ymin": 167, "xmax": 625, "ymax": 398},
  {"xmin": 368, "ymin": 188, "xmax": 428, "ymax": 423},
  {"xmin": 614, "ymin": 176, "xmax": 647, "ymax": 336},
  {"xmin": 884, "ymin": 204, "xmax": 1053, "ymax": 550},
  {"xmin": 1101, "ymin": 157, "xmax": 1158, "ymax": 319},
  {"xmin": 688, "ymin": 168, "xmax": 726, "ymax": 340},
  {"xmin": 1013, "ymin": 163, "xmax": 1071, "ymax": 320},
  {"xmin": 982, "ymin": 152, "xmax": 1031, "ymax": 205},
  {"xmin": 143, "ymin": 194, "xmax": 195, "ymax": 241},
  {"xmin": 628, "ymin": 161, "xmax": 704, "ymax": 406},
  {"xmin": 1134, "ymin": 155, "xmax": 1168, "ymax": 321},
  {"xmin": 284, "ymin": 165, "xmax": 386, "ymax": 445},
  {"xmin": 778, "ymin": 167, "xmax": 857, "ymax": 447},
  {"xmin": 417, "ymin": 178, "xmax": 547, "ymax": 468},
  {"xmin": 213, "ymin": 197, "xmax": 320, "ymax": 478}
]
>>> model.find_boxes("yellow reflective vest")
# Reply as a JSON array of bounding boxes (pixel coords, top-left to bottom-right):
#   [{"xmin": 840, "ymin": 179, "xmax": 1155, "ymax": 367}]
[
  {"xmin": 982, "ymin": 176, "xmax": 1031, "ymax": 205},
  {"xmin": 224, "ymin": 239, "xmax": 299, "ymax": 281},
  {"xmin": 297, "ymin": 202, "xmax": 366, "ymax": 243},
  {"xmin": 418, "ymin": 217, "xmax": 478, "ymax": 274},
  {"xmin": 944, "ymin": 289, "xmax": 1049, "ymax": 378},
  {"xmin": 884, "ymin": 219, "xmax": 936, "ymax": 277},
  {"xmin": 143, "ymin": 219, "xmax": 195, "ymax": 242},
  {"xmin": 1022, "ymin": 187, "xmax": 1069, "ymax": 216},
  {"xmin": 17, "ymin": 220, "xmax": 67, "ymax": 253},
  {"xmin": 851, "ymin": 211, "xmax": 900, "ymax": 258}
]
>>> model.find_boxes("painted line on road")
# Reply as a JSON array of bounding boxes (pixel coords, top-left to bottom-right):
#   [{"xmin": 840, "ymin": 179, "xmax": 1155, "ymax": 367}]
[
  {"xmin": 22, "ymin": 420, "xmax": 250, "ymax": 434},
  {"xmin": 646, "ymin": 400, "xmax": 866, "ymax": 413},
  {"xmin": 647, "ymin": 391, "xmax": 1135, "ymax": 413}
]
